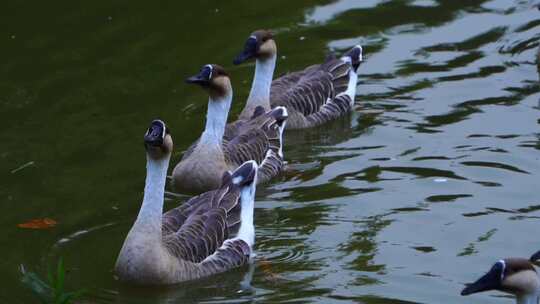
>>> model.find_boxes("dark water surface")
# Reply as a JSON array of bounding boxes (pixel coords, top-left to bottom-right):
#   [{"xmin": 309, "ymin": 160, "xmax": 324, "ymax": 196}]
[{"xmin": 1, "ymin": 0, "xmax": 540, "ymax": 303}]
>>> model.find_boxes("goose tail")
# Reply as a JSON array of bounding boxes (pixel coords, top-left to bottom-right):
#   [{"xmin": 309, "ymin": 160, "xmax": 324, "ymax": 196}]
[
  {"xmin": 270, "ymin": 106, "xmax": 288, "ymax": 127},
  {"xmin": 231, "ymin": 161, "xmax": 258, "ymax": 248},
  {"xmin": 336, "ymin": 45, "xmax": 362, "ymax": 105},
  {"xmin": 342, "ymin": 45, "xmax": 363, "ymax": 73},
  {"xmin": 270, "ymin": 106, "xmax": 288, "ymax": 157},
  {"xmin": 325, "ymin": 45, "xmax": 362, "ymax": 95}
]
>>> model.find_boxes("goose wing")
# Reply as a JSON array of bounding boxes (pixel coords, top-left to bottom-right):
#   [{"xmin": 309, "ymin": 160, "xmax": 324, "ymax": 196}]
[
  {"xmin": 304, "ymin": 93, "xmax": 354, "ymax": 126},
  {"xmin": 223, "ymin": 108, "xmax": 285, "ymax": 182},
  {"xmin": 223, "ymin": 103, "xmax": 268, "ymax": 140},
  {"xmin": 223, "ymin": 120, "xmax": 245, "ymax": 141},
  {"xmin": 197, "ymin": 238, "xmax": 251, "ymax": 275},
  {"xmin": 270, "ymin": 58, "xmax": 352, "ymax": 117},
  {"xmin": 182, "ymin": 107, "xmax": 280, "ymax": 165},
  {"xmin": 162, "ymin": 184, "xmax": 243, "ymax": 263},
  {"xmin": 224, "ymin": 129, "xmax": 271, "ymax": 165}
]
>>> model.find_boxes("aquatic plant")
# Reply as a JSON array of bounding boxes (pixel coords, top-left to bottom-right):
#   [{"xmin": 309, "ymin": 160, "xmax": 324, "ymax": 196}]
[{"xmin": 20, "ymin": 258, "xmax": 84, "ymax": 304}]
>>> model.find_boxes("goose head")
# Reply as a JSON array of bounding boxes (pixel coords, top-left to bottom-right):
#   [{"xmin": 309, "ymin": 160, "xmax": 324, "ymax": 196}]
[
  {"xmin": 186, "ymin": 64, "xmax": 232, "ymax": 99},
  {"xmin": 461, "ymin": 257, "xmax": 540, "ymax": 301},
  {"xmin": 233, "ymin": 30, "xmax": 276, "ymax": 64},
  {"xmin": 144, "ymin": 119, "xmax": 173, "ymax": 160}
]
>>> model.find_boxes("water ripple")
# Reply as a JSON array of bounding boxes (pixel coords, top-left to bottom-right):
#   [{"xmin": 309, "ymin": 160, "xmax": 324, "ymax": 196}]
[{"xmin": 460, "ymin": 160, "xmax": 530, "ymax": 174}]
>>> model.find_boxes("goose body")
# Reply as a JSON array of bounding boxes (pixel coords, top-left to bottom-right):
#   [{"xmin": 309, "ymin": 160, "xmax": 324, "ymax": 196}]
[
  {"xmin": 115, "ymin": 119, "xmax": 258, "ymax": 285},
  {"xmin": 461, "ymin": 250, "xmax": 540, "ymax": 304},
  {"xmin": 172, "ymin": 64, "xmax": 287, "ymax": 194},
  {"xmin": 233, "ymin": 30, "xmax": 363, "ymax": 129}
]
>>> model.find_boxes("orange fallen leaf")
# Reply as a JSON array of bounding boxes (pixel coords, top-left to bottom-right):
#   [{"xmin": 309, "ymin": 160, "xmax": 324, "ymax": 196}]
[{"xmin": 17, "ymin": 218, "xmax": 57, "ymax": 229}]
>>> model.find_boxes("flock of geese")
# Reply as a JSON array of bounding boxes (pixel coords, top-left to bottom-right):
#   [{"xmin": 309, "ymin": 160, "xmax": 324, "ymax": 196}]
[{"xmin": 111, "ymin": 29, "xmax": 540, "ymax": 303}]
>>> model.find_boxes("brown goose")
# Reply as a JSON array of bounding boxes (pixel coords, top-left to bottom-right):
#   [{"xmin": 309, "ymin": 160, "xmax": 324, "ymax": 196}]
[
  {"xmin": 461, "ymin": 250, "xmax": 540, "ymax": 304},
  {"xmin": 115, "ymin": 119, "xmax": 259, "ymax": 284},
  {"xmin": 172, "ymin": 64, "xmax": 287, "ymax": 194},
  {"xmin": 233, "ymin": 29, "xmax": 363, "ymax": 129}
]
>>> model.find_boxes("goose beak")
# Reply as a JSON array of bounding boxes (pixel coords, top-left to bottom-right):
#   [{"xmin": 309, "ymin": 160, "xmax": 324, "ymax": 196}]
[
  {"xmin": 233, "ymin": 51, "xmax": 255, "ymax": 65},
  {"xmin": 461, "ymin": 270, "xmax": 501, "ymax": 296},
  {"xmin": 233, "ymin": 37, "xmax": 258, "ymax": 65},
  {"xmin": 186, "ymin": 65, "xmax": 213, "ymax": 86},
  {"xmin": 185, "ymin": 74, "xmax": 209, "ymax": 86}
]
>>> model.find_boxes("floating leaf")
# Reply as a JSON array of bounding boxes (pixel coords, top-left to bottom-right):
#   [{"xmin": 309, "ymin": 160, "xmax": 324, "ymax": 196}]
[{"xmin": 18, "ymin": 218, "xmax": 57, "ymax": 229}]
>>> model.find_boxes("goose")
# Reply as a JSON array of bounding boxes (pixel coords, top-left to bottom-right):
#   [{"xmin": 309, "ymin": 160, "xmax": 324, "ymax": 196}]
[
  {"xmin": 461, "ymin": 250, "xmax": 540, "ymax": 304},
  {"xmin": 172, "ymin": 64, "xmax": 288, "ymax": 194},
  {"xmin": 233, "ymin": 29, "xmax": 363, "ymax": 129},
  {"xmin": 115, "ymin": 119, "xmax": 259, "ymax": 284}
]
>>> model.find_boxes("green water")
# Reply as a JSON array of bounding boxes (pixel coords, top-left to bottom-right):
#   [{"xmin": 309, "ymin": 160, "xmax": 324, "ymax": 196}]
[{"xmin": 1, "ymin": 0, "xmax": 539, "ymax": 303}]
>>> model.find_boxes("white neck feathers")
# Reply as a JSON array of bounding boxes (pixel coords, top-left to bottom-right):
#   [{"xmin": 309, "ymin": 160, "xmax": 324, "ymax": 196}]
[
  {"xmin": 243, "ymin": 55, "xmax": 276, "ymax": 118},
  {"xmin": 339, "ymin": 57, "xmax": 359, "ymax": 101},
  {"xmin": 134, "ymin": 154, "xmax": 170, "ymax": 234},
  {"xmin": 200, "ymin": 91, "xmax": 232, "ymax": 145},
  {"xmin": 235, "ymin": 182, "xmax": 256, "ymax": 248}
]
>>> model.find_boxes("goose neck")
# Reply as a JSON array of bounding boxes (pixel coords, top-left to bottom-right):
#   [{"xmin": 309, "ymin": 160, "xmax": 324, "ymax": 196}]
[
  {"xmin": 135, "ymin": 154, "xmax": 170, "ymax": 234},
  {"xmin": 200, "ymin": 92, "xmax": 232, "ymax": 145},
  {"xmin": 245, "ymin": 55, "xmax": 276, "ymax": 115}
]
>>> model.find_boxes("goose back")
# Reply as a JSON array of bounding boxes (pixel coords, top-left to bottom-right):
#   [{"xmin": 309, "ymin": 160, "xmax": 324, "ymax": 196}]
[
  {"xmin": 159, "ymin": 168, "xmax": 254, "ymax": 282},
  {"xmin": 223, "ymin": 107, "xmax": 286, "ymax": 183},
  {"xmin": 162, "ymin": 183, "xmax": 248, "ymax": 266},
  {"xmin": 270, "ymin": 57, "xmax": 354, "ymax": 129}
]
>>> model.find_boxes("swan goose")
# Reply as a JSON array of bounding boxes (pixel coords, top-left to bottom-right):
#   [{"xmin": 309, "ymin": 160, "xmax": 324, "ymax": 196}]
[
  {"xmin": 172, "ymin": 64, "xmax": 287, "ymax": 194},
  {"xmin": 115, "ymin": 119, "xmax": 259, "ymax": 284},
  {"xmin": 233, "ymin": 29, "xmax": 363, "ymax": 129}
]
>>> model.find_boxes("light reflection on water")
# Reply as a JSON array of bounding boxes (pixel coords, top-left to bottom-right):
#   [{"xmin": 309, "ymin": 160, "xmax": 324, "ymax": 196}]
[{"xmin": 1, "ymin": 0, "xmax": 539, "ymax": 303}]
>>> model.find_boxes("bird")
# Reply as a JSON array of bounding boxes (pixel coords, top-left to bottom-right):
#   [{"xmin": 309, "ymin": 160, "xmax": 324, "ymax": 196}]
[
  {"xmin": 115, "ymin": 119, "xmax": 259, "ymax": 284},
  {"xmin": 233, "ymin": 29, "xmax": 363, "ymax": 129},
  {"xmin": 172, "ymin": 64, "xmax": 288, "ymax": 194},
  {"xmin": 461, "ymin": 250, "xmax": 540, "ymax": 303}
]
